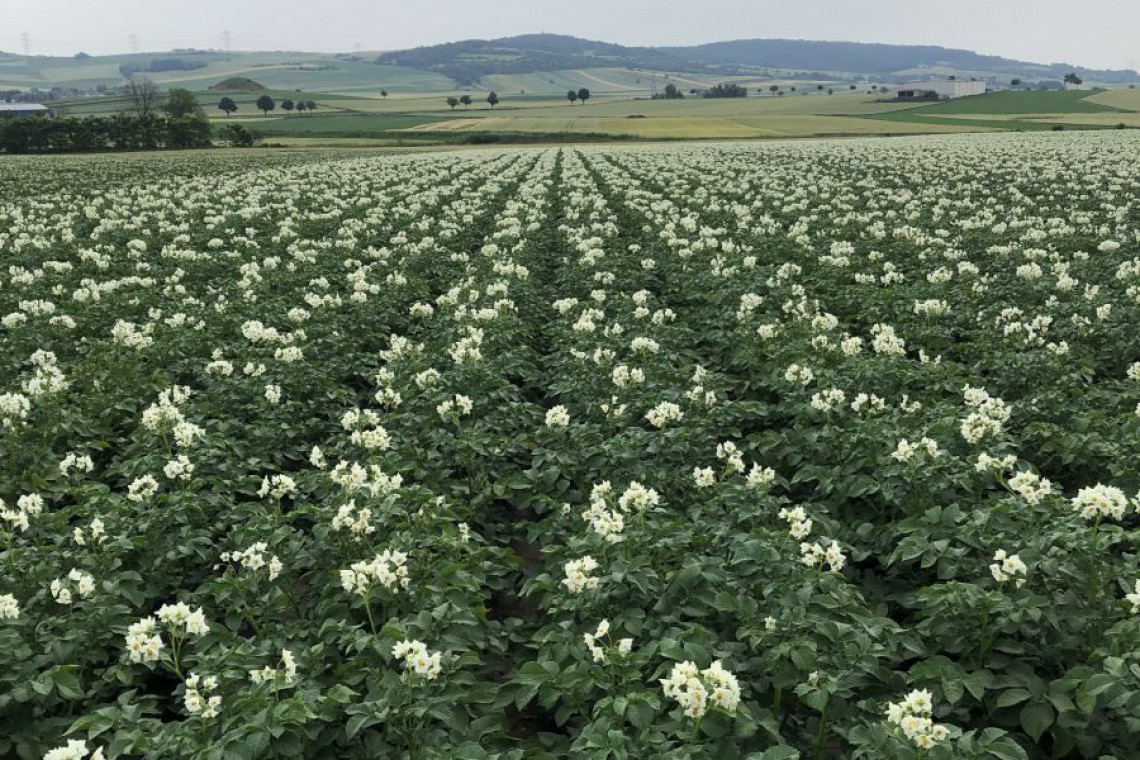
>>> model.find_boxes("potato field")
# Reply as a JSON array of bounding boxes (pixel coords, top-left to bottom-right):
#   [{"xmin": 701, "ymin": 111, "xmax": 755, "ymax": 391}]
[{"xmin": 2, "ymin": 132, "xmax": 1140, "ymax": 760}]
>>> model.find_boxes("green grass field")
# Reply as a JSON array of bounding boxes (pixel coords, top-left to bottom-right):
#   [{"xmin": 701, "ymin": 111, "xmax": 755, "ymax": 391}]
[
  {"xmin": 909, "ymin": 89, "xmax": 1127, "ymax": 114},
  {"xmin": 27, "ymin": 72, "xmax": 1140, "ymax": 146},
  {"xmin": 860, "ymin": 90, "xmax": 1139, "ymax": 132}
]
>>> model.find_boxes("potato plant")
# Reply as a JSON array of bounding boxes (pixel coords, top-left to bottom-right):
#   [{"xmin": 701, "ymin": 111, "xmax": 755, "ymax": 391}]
[{"xmin": 2, "ymin": 132, "xmax": 1140, "ymax": 759}]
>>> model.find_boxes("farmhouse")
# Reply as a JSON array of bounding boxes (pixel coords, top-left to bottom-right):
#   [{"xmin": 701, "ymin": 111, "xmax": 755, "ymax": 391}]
[
  {"xmin": 0, "ymin": 103, "xmax": 54, "ymax": 118},
  {"xmin": 894, "ymin": 80, "xmax": 986, "ymax": 100}
]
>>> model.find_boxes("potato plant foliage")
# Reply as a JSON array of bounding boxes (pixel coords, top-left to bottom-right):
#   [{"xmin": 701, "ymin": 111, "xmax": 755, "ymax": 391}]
[{"xmin": 2, "ymin": 133, "xmax": 1140, "ymax": 760}]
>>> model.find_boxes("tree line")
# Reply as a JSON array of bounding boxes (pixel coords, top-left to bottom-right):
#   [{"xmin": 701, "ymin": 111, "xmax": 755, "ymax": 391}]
[
  {"xmin": 0, "ymin": 81, "xmax": 213, "ymax": 154},
  {"xmin": 224, "ymin": 95, "xmax": 319, "ymax": 117},
  {"xmin": 445, "ymin": 92, "xmax": 502, "ymax": 110}
]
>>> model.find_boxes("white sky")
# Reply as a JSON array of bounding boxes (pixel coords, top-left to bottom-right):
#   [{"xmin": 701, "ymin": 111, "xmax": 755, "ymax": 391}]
[{"xmin": 4, "ymin": 0, "xmax": 1139, "ymax": 72}]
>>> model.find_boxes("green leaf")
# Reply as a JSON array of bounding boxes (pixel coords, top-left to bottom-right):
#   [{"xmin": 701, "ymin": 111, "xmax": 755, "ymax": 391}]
[
  {"xmin": 1019, "ymin": 702, "xmax": 1054, "ymax": 742},
  {"xmin": 325, "ymin": 684, "xmax": 356, "ymax": 704},
  {"xmin": 346, "ymin": 714, "xmax": 370, "ymax": 740},
  {"xmin": 995, "ymin": 688, "xmax": 1032, "ymax": 708},
  {"xmin": 986, "ymin": 737, "xmax": 1029, "ymax": 760},
  {"xmin": 627, "ymin": 699, "xmax": 656, "ymax": 729},
  {"xmin": 755, "ymin": 747, "xmax": 800, "ymax": 760},
  {"xmin": 700, "ymin": 709, "xmax": 733, "ymax": 739}
]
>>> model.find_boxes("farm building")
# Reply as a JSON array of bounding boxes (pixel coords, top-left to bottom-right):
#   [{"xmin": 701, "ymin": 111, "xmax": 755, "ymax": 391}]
[
  {"xmin": 0, "ymin": 103, "xmax": 54, "ymax": 118},
  {"xmin": 894, "ymin": 80, "xmax": 986, "ymax": 100}
]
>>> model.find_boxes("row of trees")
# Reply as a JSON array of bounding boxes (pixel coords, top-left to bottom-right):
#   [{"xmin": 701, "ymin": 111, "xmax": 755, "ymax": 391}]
[
  {"xmin": 219, "ymin": 95, "xmax": 319, "ymax": 117},
  {"xmin": 2, "ymin": 83, "xmax": 212, "ymax": 154},
  {"xmin": 0, "ymin": 113, "xmax": 211, "ymax": 153},
  {"xmin": 566, "ymin": 88, "xmax": 591, "ymax": 105},
  {"xmin": 703, "ymin": 82, "xmax": 749, "ymax": 98},
  {"xmin": 446, "ymin": 92, "xmax": 501, "ymax": 110}
]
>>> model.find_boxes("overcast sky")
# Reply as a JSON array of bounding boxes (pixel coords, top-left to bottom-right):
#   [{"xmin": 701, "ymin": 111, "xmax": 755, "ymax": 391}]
[{"xmin": 5, "ymin": 0, "xmax": 1139, "ymax": 71}]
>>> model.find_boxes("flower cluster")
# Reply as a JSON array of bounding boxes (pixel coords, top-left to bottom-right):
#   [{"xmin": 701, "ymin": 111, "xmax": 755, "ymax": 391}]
[
  {"xmin": 562, "ymin": 556, "xmax": 601, "ymax": 593},
  {"xmin": 257, "ymin": 474, "xmax": 297, "ymax": 500},
  {"xmin": 127, "ymin": 474, "xmax": 160, "ymax": 502},
  {"xmin": 1, "ymin": 493, "xmax": 45, "ymax": 533},
  {"xmin": 800, "ymin": 540, "xmax": 847, "ymax": 573},
  {"xmin": 221, "ymin": 542, "xmax": 283, "ymax": 580},
  {"xmin": 959, "ymin": 386, "xmax": 1011, "ymax": 445},
  {"xmin": 1126, "ymin": 580, "xmax": 1140, "ymax": 613},
  {"xmin": 50, "ymin": 569, "xmax": 96, "ymax": 605},
  {"xmin": 340, "ymin": 549, "xmax": 410, "ymax": 595},
  {"xmin": 778, "ymin": 506, "xmax": 812, "ymax": 540},
  {"xmin": 989, "ymin": 550, "xmax": 1028, "ymax": 587},
  {"xmin": 891, "ymin": 437, "xmax": 942, "ymax": 464},
  {"xmin": 645, "ymin": 401, "xmax": 684, "ymax": 429},
  {"xmin": 392, "ymin": 639, "xmax": 443, "ymax": 680},
  {"xmin": 43, "ymin": 740, "xmax": 105, "ymax": 760},
  {"xmin": 73, "ymin": 517, "xmax": 107, "ymax": 546},
  {"xmin": 184, "ymin": 673, "xmax": 221, "ymax": 719},
  {"xmin": 437, "ymin": 393, "xmax": 474, "ymax": 420},
  {"xmin": 331, "ymin": 500, "xmax": 376, "ymax": 538},
  {"xmin": 583, "ymin": 619, "xmax": 633, "ymax": 663},
  {"xmin": 1070, "ymin": 484, "xmax": 1129, "ymax": 521},
  {"xmin": 544, "ymin": 405, "xmax": 570, "ymax": 427},
  {"xmin": 0, "ymin": 593, "xmax": 19, "ymax": 620},
  {"xmin": 59, "ymin": 452, "xmax": 95, "ymax": 477},
  {"xmin": 660, "ymin": 660, "xmax": 741, "ymax": 719},
  {"xmin": 1006, "ymin": 470, "xmax": 1053, "ymax": 504},
  {"xmin": 250, "ymin": 649, "xmax": 298, "ymax": 685},
  {"xmin": 885, "ymin": 689, "xmax": 950, "ymax": 749},
  {"xmin": 341, "ymin": 407, "xmax": 391, "ymax": 451}
]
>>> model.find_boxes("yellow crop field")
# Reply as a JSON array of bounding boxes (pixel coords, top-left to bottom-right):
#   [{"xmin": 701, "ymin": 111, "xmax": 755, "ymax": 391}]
[
  {"xmin": 413, "ymin": 112, "xmax": 976, "ymax": 139},
  {"xmin": 1084, "ymin": 88, "xmax": 1140, "ymax": 111}
]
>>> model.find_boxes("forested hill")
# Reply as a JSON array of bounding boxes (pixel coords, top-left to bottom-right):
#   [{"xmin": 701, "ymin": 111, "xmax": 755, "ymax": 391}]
[
  {"xmin": 669, "ymin": 38, "xmax": 1137, "ymax": 81},
  {"xmin": 376, "ymin": 34, "xmax": 1137, "ymax": 84},
  {"xmin": 374, "ymin": 34, "xmax": 709, "ymax": 85}
]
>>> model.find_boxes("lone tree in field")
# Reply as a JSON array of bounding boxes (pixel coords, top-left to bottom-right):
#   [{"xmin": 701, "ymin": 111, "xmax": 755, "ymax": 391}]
[
  {"xmin": 305, "ymin": 100, "xmax": 316, "ymax": 113},
  {"xmin": 217, "ymin": 96, "xmax": 238, "ymax": 118},
  {"xmin": 486, "ymin": 91, "xmax": 499, "ymax": 109},
  {"xmin": 124, "ymin": 75, "xmax": 160, "ymax": 117},
  {"xmin": 577, "ymin": 87, "xmax": 590, "ymax": 105},
  {"xmin": 447, "ymin": 96, "xmax": 459, "ymax": 110},
  {"xmin": 459, "ymin": 94, "xmax": 472, "ymax": 109},
  {"xmin": 567, "ymin": 89, "xmax": 578, "ymax": 105},
  {"xmin": 1011, "ymin": 78, "xmax": 1022, "ymax": 89},
  {"xmin": 256, "ymin": 94, "xmax": 276, "ymax": 115},
  {"xmin": 163, "ymin": 88, "xmax": 202, "ymax": 118},
  {"xmin": 769, "ymin": 85, "xmax": 779, "ymax": 96},
  {"xmin": 1064, "ymin": 73, "xmax": 1083, "ymax": 87},
  {"xmin": 281, "ymin": 98, "xmax": 295, "ymax": 116},
  {"xmin": 380, "ymin": 89, "xmax": 388, "ymax": 98}
]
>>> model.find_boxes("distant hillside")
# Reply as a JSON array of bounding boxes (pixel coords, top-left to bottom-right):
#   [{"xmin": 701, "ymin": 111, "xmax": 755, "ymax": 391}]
[
  {"xmin": 1, "ymin": 35, "xmax": 1135, "ymax": 96},
  {"xmin": 375, "ymin": 34, "xmax": 1136, "ymax": 85},
  {"xmin": 667, "ymin": 39, "xmax": 1138, "ymax": 82},
  {"xmin": 375, "ymin": 34, "xmax": 709, "ymax": 86},
  {"xmin": 0, "ymin": 50, "xmax": 455, "ymax": 95},
  {"xmin": 209, "ymin": 77, "xmax": 267, "ymax": 92}
]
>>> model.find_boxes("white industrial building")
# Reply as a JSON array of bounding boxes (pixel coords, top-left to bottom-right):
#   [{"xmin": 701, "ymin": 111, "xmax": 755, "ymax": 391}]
[
  {"xmin": 894, "ymin": 80, "xmax": 987, "ymax": 100},
  {"xmin": 0, "ymin": 103, "xmax": 53, "ymax": 118}
]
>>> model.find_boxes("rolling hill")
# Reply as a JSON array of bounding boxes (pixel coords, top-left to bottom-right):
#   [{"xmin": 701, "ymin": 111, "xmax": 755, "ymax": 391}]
[
  {"xmin": 378, "ymin": 34, "xmax": 1137, "ymax": 85},
  {"xmin": 1, "ymin": 34, "xmax": 1136, "ymax": 97},
  {"xmin": 668, "ymin": 39, "xmax": 1138, "ymax": 82},
  {"xmin": 375, "ymin": 34, "xmax": 710, "ymax": 85}
]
